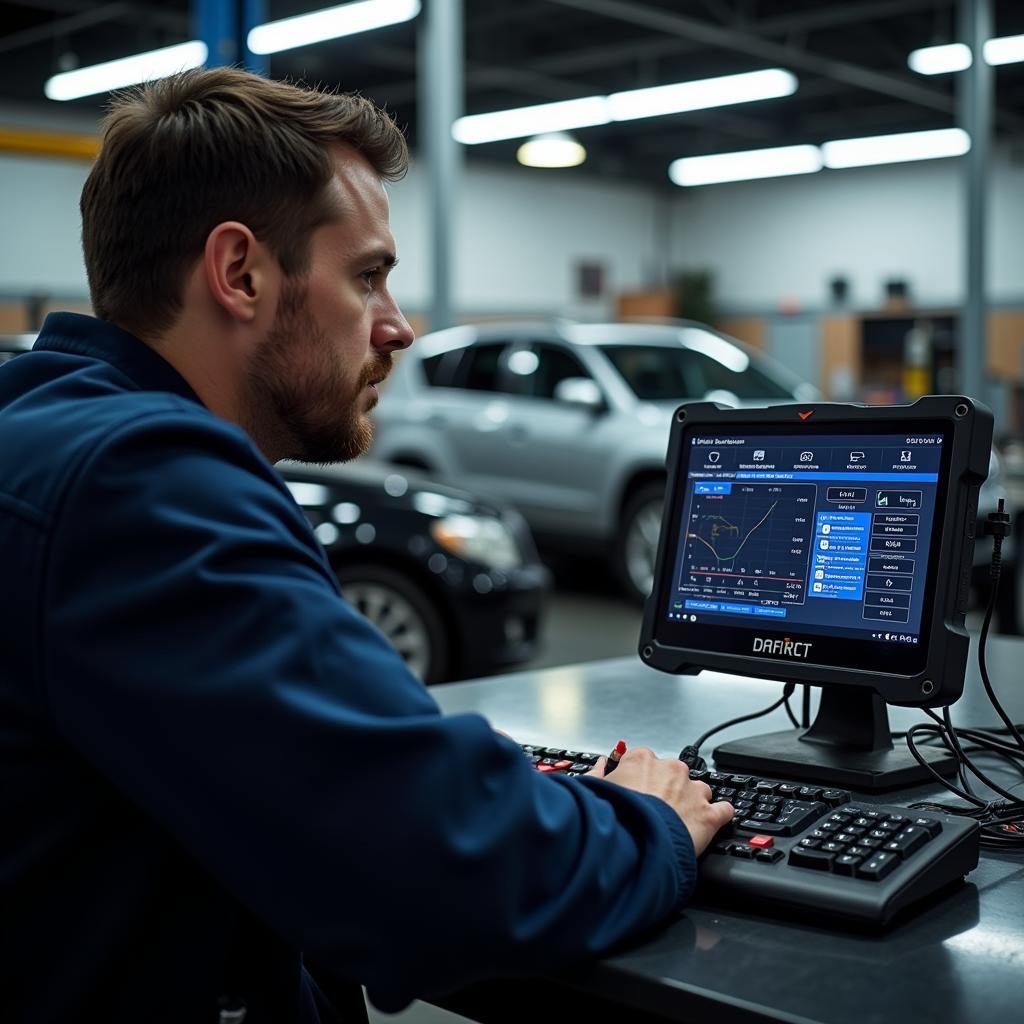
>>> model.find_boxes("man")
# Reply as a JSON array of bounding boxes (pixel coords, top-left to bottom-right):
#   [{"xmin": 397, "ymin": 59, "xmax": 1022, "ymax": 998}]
[{"xmin": 0, "ymin": 68, "xmax": 733, "ymax": 1023}]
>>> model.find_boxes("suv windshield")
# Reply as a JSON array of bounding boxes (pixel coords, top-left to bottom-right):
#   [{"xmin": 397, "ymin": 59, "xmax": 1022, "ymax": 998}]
[{"xmin": 600, "ymin": 343, "xmax": 795, "ymax": 401}]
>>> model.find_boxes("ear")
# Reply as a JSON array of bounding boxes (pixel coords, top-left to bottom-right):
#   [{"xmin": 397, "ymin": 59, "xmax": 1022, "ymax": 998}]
[{"xmin": 202, "ymin": 221, "xmax": 276, "ymax": 324}]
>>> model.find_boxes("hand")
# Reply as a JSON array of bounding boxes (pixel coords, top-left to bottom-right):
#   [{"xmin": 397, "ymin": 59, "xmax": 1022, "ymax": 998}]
[{"xmin": 591, "ymin": 747, "xmax": 734, "ymax": 856}]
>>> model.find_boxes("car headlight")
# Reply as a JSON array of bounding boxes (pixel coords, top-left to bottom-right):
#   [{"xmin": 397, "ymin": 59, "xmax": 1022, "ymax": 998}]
[{"xmin": 430, "ymin": 514, "xmax": 523, "ymax": 570}]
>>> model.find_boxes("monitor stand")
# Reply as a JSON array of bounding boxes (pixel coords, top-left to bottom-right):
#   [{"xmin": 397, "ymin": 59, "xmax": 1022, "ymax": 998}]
[{"xmin": 712, "ymin": 686, "xmax": 958, "ymax": 791}]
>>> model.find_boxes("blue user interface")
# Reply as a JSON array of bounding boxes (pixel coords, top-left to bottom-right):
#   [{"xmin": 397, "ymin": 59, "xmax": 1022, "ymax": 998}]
[{"xmin": 667, "ymin": 431, "xmax": 945, "ymax": 645}]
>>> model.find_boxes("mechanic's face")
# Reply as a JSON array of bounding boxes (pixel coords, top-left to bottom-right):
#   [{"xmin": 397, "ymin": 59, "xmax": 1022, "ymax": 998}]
[{"xmin": 247, "ymin": 146, "xmax": 413, "ymax": 463}]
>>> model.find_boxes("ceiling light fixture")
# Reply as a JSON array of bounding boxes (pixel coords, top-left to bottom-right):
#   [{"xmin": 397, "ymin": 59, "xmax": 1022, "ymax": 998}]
[
  {"xmin": 516, "ymin": 132, "xmax": 587, "ymax": 168},
  {"xmin": 909, "ymin": 34, "xmax": 1024, "ymax": 74},
  {"xmin": 453, "ymin": 67, "xmax": 797, "ymax": 145},
  {"xmin": 907, "ymin": 42, "xmax": 971, "ymax": 75},
  {"xmin": 248, "ymin": 0, "xmax": 421, "ymax": 55},
  {"xmin": 44, "ymin": 40, "xmax": 208, "ymax": 101},
  {"xmin": 821, "ymin": 127, "xmax": 970, "ymax": 169},
  {"xmin": 984, "ymin": 33, "xmax": 1024, "ymax": 66},
  {"xmin": 608, "ymin": 68, "xmax": 797, "ymax": 122},
  {"xmin": 668, "ymin": 144, "xmax": 823, "ymax": 187}
]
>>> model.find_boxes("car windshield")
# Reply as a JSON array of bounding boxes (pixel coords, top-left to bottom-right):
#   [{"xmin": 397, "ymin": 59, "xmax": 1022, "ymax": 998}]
[{"xmin": 600, "ymin": 343, "xmax": 795, "ymax": 401}]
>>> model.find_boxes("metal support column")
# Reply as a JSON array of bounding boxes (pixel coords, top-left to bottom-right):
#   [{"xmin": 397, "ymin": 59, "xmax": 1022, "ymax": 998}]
[
  {"xmin": 418, "ymin": 0, "xmax": 464, "ymax": 332},
  {"xmin": 195, "ymin": 0, "xmax": 268, "ymax": 74},
  {"xmin": 958, "ymin": 0, "xmax": 993, "ymax": 405}
]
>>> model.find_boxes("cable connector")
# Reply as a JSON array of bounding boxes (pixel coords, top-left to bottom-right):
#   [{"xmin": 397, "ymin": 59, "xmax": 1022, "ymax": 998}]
[
  {"xmin": 980, "ymin": 498, "xmax": 1011, "ymax": 581},
  {"xmin": 980, "ymin": 497, "xmax": 1012, "ymax": 540}
]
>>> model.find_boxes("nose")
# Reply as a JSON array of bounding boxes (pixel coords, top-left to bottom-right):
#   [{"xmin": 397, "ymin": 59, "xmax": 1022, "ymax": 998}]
[{"xmin": 373, "ymin": 295, "xmax": 415, "ymax": 353}]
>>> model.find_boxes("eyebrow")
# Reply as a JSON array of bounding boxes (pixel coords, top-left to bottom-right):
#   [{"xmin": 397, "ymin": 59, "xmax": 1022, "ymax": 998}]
[{"xmin": 357, "ymin": 248, "xmax": 399, "ymax": 269}]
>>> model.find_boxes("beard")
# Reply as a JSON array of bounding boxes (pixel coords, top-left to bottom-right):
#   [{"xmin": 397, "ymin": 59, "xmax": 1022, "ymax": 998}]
[{"xmin": 244, "ymin": 277, "xmax": 391, "ymax": 464}]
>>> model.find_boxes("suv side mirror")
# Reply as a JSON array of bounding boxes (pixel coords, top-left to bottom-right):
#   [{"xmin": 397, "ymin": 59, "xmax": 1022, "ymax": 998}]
[{"xmin": 553, "ymin": 377, "xmax": 604, "ymax": 411}]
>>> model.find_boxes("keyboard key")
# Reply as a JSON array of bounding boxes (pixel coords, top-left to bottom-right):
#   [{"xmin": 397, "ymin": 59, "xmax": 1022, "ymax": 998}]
[
  {"xmin": 798, "ymin": 786, "xmax": 823, "ymax": 800},
  {"xmin": 821, "ymin": 841, "xmax": 846, "ymax": 853},
  {"xmin": 833, "ymin": 854, "xmax": 863, "ymax": 876},
  {"xmin": 882, "ymin": 826, "xmax": 930, "ymax": 858},
  {"xmin": 859, "ymin": 837, "xmax": 882, "ymax": 849},
  {"xmin": 847, "ymin": 845, "xmax": 872, "ymax": 858},
  {"xmin": 553, "ymin": 759, "xmax": 572, "ymax": 770},
  {"xmin": 730, "ymin": 845, "xmax": 755, "ymax": 859},
  {"xmin": 913, "ymin": 817, "xmax": 943, "ymax": 838},
  {"xmin": 799, "ymin": 837, "xmax": 821, "ymax": 849},
  {"xmin": 755, "ymin": 781, "xmax": 779, "ymax": 793},
  {"xmin": 527, "ymin": 754, "xmax": 541, "ymax": 765},
  {"xmin": 777, "ymin": 783, "xmax": 800, "ymax": 796},
  {"xmin": 730, "ymin": 775, "xmax": 755, "ymax": 787},
  {"xmin": 563, "ymin": 751, "xmax": 584, "ymax": 761},
  {"xmin": 541, "ymin": 748, "xmax": 566, "ymax": 758},
  {"xmin": 820, "ymin": 789, "xmax": 850, "ymax": 807},
  {"xmin": 856, "ymin": 851, "xmax": 900, "ymax": 881},
  {"xmin": 569, "ymin": 762, "xmax": 592, "ymax": 773},
  {"xmin": 536, "ymin": 764, "xmax": 558, "ymax": 773},
  {"xmin": 788, "ymin": 847, "xmax": 836, "ymax": 870},
  {"xmin": 755, "ymin": 848, "xmax": 784, "ymax": 864},
  {"xmin": 737, "ymin": 819, "xmax": 787, "ymax": 834},
  {"xmin": 748, "ymin": 835, "xmax": 774, "ymax": 849}
]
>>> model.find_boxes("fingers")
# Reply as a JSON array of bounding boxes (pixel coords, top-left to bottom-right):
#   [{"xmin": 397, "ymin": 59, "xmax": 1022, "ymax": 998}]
[
  {"xmin": 587, "ymin": 756, "xmax": 608, "ymax": 777},
  {"xmin": 711, "ymin": 799, "xmax": 735, "ymax": 825}
]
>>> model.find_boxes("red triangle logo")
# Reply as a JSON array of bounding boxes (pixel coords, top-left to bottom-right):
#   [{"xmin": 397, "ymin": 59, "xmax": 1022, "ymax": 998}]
[{"xmin": 798, "ymin": 411, "xmax": 814, "ymax": 421}]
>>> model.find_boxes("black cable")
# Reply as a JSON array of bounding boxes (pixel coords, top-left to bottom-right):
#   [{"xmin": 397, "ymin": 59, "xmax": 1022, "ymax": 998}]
[
  {"xmin": 688, "ymin": 682, "xmax": 796, "ymax": 755},
  {"xmin": 901, "ymin": 500, "xmax": 1024, "ymax": 850}
]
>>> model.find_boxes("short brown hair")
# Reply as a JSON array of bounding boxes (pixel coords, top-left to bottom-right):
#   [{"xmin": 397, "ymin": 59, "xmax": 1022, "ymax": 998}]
[{"xmin": 81, "ymin": 67, "xmax": 408, "ymax": 338}]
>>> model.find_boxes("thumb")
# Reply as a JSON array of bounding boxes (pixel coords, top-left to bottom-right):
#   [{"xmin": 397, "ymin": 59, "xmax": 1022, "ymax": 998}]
[{"xmin": 587, "ymin": 756, "xmax": 609, "ymax": 778}]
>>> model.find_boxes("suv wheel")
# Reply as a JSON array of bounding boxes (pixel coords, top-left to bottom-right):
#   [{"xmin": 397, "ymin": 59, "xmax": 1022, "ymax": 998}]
[
  {"xmin": 335, "ymin": 564, "xmax": 450, "ymax": 683},
  {"xmin": 613, "ymin": 482, "xmax": 665, "ymax": 603}
]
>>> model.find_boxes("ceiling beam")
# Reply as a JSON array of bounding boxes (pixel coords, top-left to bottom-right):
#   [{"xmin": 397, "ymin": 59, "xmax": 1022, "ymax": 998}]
[
  {"xmin": 0, "ymin": 2, "xmax": 188, "ymax": 57},
  {"xmin": 545, "ymin": 0, "xmax": 958, "ymax": 115},
  {"xmin": 741, "ymin": 0, "xmax": 954, "ymax": 38}
]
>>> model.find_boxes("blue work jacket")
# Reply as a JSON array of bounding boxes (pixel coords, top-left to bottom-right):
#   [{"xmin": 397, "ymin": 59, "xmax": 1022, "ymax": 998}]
[{"xmin": 0, "ymin": 313, "xmax": 696, "ymax": 1023}]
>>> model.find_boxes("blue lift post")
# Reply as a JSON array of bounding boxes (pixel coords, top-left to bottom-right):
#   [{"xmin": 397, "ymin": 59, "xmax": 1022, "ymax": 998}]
[{"xmin": 195, "ymin": 0, "xmax": 268, "ymax": 74}]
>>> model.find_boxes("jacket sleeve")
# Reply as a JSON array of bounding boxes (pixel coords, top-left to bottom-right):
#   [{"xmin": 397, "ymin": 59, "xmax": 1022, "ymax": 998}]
[{"xmin": 41, "ymin": 411, "xmax": 697, "ymax": 1011}]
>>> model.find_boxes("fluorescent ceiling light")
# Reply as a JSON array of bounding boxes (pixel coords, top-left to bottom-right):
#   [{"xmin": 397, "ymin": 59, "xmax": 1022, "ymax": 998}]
[
  {"xmin": 248, "ymin": 0, "xmax": 421, "ymax": 55},
  {"xmin": 608, "ymin": 68, "xmax": 796, "ymax": 121},
  {"xmin": 669, "ymin": 144, "xmax": 822, "ymax": 187},
  {"xmin": 984, "ymin": 33, "xmax": 1024, "ymax": 66},
  {"xmin": 909, "ymin": 34, "xmax": 1024, "ymax": 74},
  {"xmin": 44, "ymin": 40, "xmax": 207, "ymax": 101},
  {"xmin": 907, "ymin": 42, "xmax": 971, "ymax": 75},
  {"xmin": 453, "ymin": 68, "xmax": 798, "ymax": 144},
  {"xmin": 453, "ymin": 97, "xmax": 610, "ymax": 145},
  {"xmin": 822, "ymin": 128, "xmax": 970, "ymax": 169},
  {"xmin": 516, "ymin": 132, "xmax": 586, "ymax": 168}
]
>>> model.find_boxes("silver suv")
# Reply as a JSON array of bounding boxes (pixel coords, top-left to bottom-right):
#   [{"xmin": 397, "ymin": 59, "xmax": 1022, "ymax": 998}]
[{"xmin": 370, "ymin": 319, "xmax": 820, "ymax": 601}]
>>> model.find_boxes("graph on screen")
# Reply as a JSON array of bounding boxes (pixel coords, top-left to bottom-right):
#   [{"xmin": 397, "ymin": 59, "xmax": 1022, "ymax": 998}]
[{"xmin": 679, "ymin": 482, "xmax": 815, "ymax": 605}]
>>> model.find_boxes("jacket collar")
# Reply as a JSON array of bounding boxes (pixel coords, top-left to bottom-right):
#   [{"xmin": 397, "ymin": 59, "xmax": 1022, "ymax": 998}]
[{"xmin": 34, "ymin": 312, "xmax": 204, "ymax": 408}]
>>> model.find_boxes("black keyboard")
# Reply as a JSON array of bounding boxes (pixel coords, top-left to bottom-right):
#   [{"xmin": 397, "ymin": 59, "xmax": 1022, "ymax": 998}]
[{"xmin": 521, "ymin": 745, "xmax": 981, "ymax": 926}]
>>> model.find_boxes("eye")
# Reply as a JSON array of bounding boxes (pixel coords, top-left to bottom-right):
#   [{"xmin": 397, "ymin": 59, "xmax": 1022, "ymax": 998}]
[{"xmin": 360, "ymin": 268, "xmax": 381, "ymax": 288}]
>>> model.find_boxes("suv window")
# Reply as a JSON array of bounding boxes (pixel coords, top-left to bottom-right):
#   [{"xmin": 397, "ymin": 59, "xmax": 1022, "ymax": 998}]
[
  {"xmin": 450, "ymin": 341, "xmax": 517, "ymax": 393},
  {"xmin": 518, "ymin": 343, "xmax": 591, "ymax": 400},
  {"xmin": 601, "ymin": 344, "xmax": 793, "ymax": 401}
]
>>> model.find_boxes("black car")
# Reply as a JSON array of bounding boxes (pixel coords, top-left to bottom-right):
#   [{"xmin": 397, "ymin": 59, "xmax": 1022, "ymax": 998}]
[
  {"xmin": 278, "ymin": 459, "xmax": 549, "ymax": 682},
  {"xmin": 0, "ymin": 333, "xmax": 550, "ymax": 682}
]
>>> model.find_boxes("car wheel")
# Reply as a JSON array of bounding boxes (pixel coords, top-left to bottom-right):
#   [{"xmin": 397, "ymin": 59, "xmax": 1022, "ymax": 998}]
[
  {"xmin": 614, "ymin": 482, "xmax": 665, "ymax": 603},
  {"xmin": 335, "ymin": 564, "xmax": 450, "ymax": 683}
]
